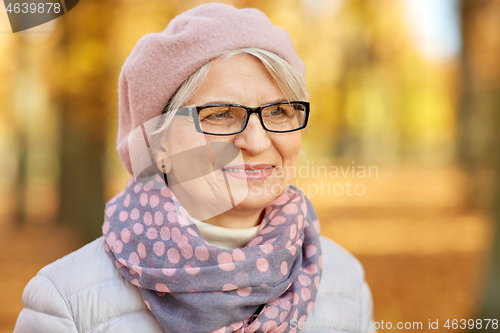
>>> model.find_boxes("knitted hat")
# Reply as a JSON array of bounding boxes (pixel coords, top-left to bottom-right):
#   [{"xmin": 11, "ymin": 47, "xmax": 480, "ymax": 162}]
[{"xmin": 117, "ymin": 3, "xmax": 305, "ymax": 176}]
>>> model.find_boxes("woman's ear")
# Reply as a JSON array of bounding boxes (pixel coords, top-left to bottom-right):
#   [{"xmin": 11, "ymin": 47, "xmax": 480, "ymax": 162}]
[{"xmin": 155, "ymin": 145, "xmax": 172, "ymax": 174}]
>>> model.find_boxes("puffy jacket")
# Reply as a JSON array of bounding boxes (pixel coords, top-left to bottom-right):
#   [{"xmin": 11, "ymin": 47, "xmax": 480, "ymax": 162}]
[{"xmin": 14, "ymin": 236, "xmax": 375, "ymax": 333}]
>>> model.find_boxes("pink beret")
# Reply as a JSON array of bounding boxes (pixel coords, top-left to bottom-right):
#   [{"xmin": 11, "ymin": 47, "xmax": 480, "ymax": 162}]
[{"xmin": 117, "ymin": 2, "xmax": 305, "ymax": 176}]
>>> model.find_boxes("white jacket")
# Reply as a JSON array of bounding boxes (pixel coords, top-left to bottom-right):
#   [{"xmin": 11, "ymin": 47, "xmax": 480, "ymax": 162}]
[{"xmin": 14, "ymin": 236, "xmax": 375, "ymax": 333}]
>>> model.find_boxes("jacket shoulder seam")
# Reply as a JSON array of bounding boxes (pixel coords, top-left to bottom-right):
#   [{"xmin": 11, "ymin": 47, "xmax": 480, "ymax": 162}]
[
  {"xmin": 19, "ymin": 306, "xmax": 78, "ymax": 322},
  {"xmin": 84, "ymin": 310, "xmax": 153, "ymax": 333},
  {"xmin": 50, "ymin": 276, "xmax": 127, "ymax": 299}
]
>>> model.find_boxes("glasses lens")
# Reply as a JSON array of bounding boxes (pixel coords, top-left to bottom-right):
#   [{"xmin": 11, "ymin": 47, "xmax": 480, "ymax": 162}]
[
  {"xmin": 198, "ymin": 106, "xmax": 247, "ymax": 134},
  {"xmin": 262, "ymin": 102, "xmax": 306, "ymax": 132}
]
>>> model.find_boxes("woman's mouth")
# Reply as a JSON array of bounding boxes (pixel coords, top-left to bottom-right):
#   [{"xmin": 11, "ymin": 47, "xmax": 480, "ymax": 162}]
[{"xmin": 221, "ymin": 165, "xmax": 274, "ymax": 180}]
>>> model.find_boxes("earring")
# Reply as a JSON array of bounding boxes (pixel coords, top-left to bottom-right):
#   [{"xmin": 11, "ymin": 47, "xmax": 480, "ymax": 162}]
[{"xmin": 161, "ymin": 164, "xmax": 167, "ymax": 172}]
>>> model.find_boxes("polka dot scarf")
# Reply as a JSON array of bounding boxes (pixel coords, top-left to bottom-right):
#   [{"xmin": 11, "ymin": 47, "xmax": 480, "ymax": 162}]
[{"xmin": 103, "ymin": 173, "xmax": 322, "ymax": 333}]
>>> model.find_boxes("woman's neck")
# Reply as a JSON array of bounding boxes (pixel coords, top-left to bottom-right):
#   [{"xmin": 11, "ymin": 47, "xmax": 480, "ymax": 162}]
[{"xmin": 202, "ymin": 208, "xmax": 265, "ymax": 228}]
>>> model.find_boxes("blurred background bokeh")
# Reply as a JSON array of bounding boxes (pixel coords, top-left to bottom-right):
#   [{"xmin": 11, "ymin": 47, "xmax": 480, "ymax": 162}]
[{"xmin": 1, "ymin": 0, "xmax": 499, "ymax": 332}]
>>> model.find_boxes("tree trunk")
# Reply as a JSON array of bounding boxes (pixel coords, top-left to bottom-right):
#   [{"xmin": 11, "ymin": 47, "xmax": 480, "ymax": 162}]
[
  {"xmin": 459, "ymin": 0, "xmax": 500, "ymax": 327},
  {"xmin": 56, "ymin": 1, "xmax": 110, "ymax": 242}
]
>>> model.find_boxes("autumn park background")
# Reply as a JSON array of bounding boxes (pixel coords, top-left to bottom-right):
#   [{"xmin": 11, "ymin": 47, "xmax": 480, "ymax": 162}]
[{"xmin": 1, "ymin": 0, "xmax": 499, "ymax": 332}]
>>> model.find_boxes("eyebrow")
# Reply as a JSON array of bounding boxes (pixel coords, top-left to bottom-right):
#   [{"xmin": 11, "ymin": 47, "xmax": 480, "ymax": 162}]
[{"xmin": 198, "ymin": 98, "xmax": 290, "ymax": 106}]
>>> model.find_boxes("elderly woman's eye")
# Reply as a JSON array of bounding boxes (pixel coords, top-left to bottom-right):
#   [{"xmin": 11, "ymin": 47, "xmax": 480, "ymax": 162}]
[
  {"xmin": 199, "ymin": 107, "xmax": 231, "ymax": 121},
  {"xmin": 265, "ymin": 106, "xmax": 291, "ymax": 118},
  {"xmin": 268, "ymin": 107, "xmax": 285, "ymax": 116},
  {"xmin": 270, "ymin": 108, "xmax": 282, "ymax": 116},
  {"xmin": 213, "ymin": 111, "xmax": 228, "ymax": 118}
]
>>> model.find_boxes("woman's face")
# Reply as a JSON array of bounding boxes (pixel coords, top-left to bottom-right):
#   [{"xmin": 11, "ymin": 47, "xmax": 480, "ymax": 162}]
[{"xmin": 162, "ymin": 54, "xmax": 302, "ymax": 222}]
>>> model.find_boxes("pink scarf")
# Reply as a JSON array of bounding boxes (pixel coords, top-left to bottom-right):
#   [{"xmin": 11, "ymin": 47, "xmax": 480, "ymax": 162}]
[{"xmin": 103, "ymin": 173, "xmax": 322, "ymax": 333}]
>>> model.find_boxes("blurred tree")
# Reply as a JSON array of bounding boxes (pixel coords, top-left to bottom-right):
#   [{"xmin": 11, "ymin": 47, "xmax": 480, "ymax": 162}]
[
  {"xmin": 54, "ymin": 0, "xmax": 113, "ymax": 241},
  {"xmin": 13, "ymin": 128, "xmax": 27, "ymax": 227},
  {"xmin": 14, "ymin": 49, "xmax": 28, "ymax": 226},
  {"xmin": 459, "ymin": 0, "xmax": 500, "ymax": 327}
]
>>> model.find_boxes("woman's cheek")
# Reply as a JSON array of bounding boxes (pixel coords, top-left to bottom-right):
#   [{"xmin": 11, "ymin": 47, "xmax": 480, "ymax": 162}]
[{"xmin": 279, "ymin": 134, "xmax": 301, "ymax": 182}]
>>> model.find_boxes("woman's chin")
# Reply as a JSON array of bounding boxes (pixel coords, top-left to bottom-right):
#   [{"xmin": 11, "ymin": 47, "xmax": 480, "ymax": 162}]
[{"xmin": 232, "ymin": 183, "xmax": 286, "ymax": 211}]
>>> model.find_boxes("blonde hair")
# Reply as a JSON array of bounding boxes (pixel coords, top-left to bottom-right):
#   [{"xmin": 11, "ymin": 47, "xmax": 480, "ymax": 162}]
[{"xmin": 149, "ymin": 48, "xmax": 308, "ymax": 161}]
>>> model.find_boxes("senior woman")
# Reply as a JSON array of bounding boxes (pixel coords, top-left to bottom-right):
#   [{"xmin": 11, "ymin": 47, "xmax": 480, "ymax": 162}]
[{"xmin": 15, "ymin": 3, "xmax": 375, "ymax": 333}]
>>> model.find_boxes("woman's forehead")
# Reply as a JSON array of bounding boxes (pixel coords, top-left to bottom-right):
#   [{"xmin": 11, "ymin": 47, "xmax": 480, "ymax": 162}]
[{"xmin": 187, "ymin": 56, "xmax": 286, "ymax": 106}]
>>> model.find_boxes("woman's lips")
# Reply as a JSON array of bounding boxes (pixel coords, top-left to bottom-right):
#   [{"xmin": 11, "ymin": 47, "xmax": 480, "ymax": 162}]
[{"xmin": 221, "ymin": 164, "xmax": 274, "ymax": 180}]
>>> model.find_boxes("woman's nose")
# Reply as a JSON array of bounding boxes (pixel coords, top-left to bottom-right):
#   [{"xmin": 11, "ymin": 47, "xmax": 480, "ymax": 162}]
[{"xmin": 233, "ymin": 114, "xmax": 271, "ymax": 155}]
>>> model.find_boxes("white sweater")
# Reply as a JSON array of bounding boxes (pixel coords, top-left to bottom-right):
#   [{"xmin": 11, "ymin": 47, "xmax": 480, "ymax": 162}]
[
  {"xmin": 14, "ymin": 236, "xmax": 375, "ymax": 333},
  {"xmin": 192, "ymin": 218, "xmax": 260, "ymax": 249}
]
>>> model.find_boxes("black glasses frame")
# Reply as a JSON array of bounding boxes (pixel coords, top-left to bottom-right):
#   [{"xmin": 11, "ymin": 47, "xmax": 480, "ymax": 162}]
[{"xmin": 174, "ymin": 101, "xmax": 310, "ymax": 136}]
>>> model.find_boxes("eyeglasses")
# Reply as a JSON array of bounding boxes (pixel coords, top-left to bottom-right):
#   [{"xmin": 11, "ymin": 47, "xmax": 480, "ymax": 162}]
[{"xmin": 174, "ymin": 101, "xmax": 310, "ymax": 135}]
